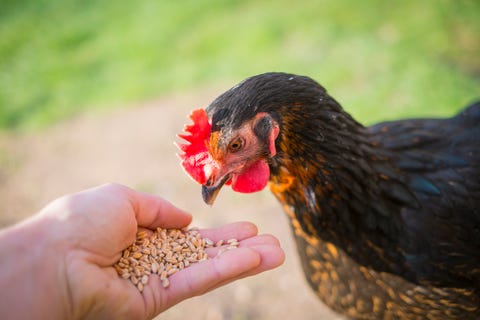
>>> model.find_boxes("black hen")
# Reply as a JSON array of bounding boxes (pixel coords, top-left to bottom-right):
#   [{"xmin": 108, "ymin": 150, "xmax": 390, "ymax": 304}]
[{"xmin": 178, "ymin": 72, "xmax": 480, "ymax": 319}]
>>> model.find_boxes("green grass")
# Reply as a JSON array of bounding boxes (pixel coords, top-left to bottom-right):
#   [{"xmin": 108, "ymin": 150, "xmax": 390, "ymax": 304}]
[{"xmin": 1, "ymin": 0, "xmax": 479, "ymax": 131}]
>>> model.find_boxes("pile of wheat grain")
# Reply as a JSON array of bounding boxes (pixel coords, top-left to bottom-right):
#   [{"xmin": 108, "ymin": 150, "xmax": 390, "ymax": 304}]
[{"xmin": 113, "ymin": 227, "xmax": 238, "ymax": 292}]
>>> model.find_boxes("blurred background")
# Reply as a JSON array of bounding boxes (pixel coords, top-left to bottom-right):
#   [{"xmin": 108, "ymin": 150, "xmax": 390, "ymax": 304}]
[{"xmin": 0, "ymin": 0, "xmax": 479, "ymax": 319}]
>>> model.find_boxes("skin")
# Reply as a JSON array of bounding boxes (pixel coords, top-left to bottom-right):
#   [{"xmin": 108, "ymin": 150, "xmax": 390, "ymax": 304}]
[{"xmin": 0, "ymin": 183, "xmax": 285, "ymax": 320}]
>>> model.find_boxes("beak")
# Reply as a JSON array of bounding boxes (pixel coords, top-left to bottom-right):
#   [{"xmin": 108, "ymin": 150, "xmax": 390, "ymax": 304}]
[{"xmin": 201, "ymin": 173, "xmax": 231, "ymax": 205}]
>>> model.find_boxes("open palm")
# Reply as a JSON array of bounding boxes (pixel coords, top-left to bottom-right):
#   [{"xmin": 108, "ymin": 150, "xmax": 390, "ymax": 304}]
[{"xmin": 42, "ymin": 183, "xmax": 284, "ymax": 319}]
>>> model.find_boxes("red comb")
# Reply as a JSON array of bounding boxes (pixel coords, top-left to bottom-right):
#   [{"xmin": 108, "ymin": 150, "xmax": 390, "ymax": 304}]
[{"xmin": 176, "ymin": 108, "xmax": 212, "ymax": 185}]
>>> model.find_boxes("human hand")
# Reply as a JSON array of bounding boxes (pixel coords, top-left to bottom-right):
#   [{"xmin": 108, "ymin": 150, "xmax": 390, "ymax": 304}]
[{"xmin": 3, "ymin": 183, "xmax": 284, "ymax": 320}]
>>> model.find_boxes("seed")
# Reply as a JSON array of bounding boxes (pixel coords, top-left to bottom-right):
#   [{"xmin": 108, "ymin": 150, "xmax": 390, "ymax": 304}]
[
  {"xmin": 134, "ymin": 268, "xmax": 142, "ymax": 277},
  {"xmin": 227, "ymin": 238, "xmax": 239, "ymax": 246},
  {"xmin": 132, "ymin": 252, "xmax": 143, "ymax": 259},
  {"xmin": 151, "ymin": 262, "xmax": 160, "ymax": 274},
  {"xmin": 167, "ymin": 267, "xmax": 178, "ymax": 276},
  {"xmin": 165, "ymin": 251, "xmax": 173, "ymax": 260},
  {"xmin": 160, "ymin": 270, "xmax": 167, "ymax": 280},
  {"xmin": 139, "ymin": 262, "xmax": 149, "ymax": 271},
  {"xmin": 113, "ymin": 226, "xmax": 238, "ymax": 292},
  {"xmin": 137, "ymin": 230, "xmax": 148, "ymax": 239},
  {"xmin": 166, "ymin": 257, "xmax": 177, "ymax": 264},
  {"xmin": 113, "ymin": 264, "xmax": 123, "ymax": 273},
  {"xmin": 162, "ymin": 277, "xmax": 170, "ymax": 288},
  {"xmin": 191, "ymin": 237, "xmax": 199, "ymax": 247},
  {"xmin": 216, "ymin": 248, "xmax": 227, "ymax": 257}
]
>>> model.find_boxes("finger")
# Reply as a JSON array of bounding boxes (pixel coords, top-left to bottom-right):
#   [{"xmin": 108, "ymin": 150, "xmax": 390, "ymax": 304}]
[
  {"xmin": 162, "ymin": 247, "xmax": 262, "ymax": 308},
  {"xmin": 204, "ymin": 234, "xmax": 281, "ymax": 257},
  {"xmin": 207, "ymin": 243, "xmax": 285, "ymax": 291},
  {"xmin": 242, "ymin": 243, "xmax": 285, "ymax": 272},
  {"xmin": 198, "ymin": 221, "xmax": 258, "ymax": 242},
  {"xmin": 212, "ymin": 235, "xmax": 285, "ymax": 281},
  {"xmin": 238, "ymin": 233, "xmax": 281, "ymax": 247},
  {"xmin": 140, "ymin": 238, "xmax": 284, "ymax": 316},
  {"xmin": 126, "ymin": 188, "xmax": 192, "ymax": 229}
]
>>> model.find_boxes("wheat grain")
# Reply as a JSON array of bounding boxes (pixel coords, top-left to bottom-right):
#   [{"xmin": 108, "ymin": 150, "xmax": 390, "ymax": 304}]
[{"xmin": 113, "ymin": 227, "xmax": 239, "ymax": 291}]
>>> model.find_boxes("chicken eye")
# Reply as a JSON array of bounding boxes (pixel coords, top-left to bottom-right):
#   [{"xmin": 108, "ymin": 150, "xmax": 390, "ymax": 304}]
[{"xmin": 228, "ymin": 138, "xmax": 244, "ymax": 153}]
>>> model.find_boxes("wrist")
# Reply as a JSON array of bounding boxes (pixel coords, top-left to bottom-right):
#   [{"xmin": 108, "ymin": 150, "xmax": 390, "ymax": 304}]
[{"xmin": 0, "ymin": 214, "xmax": 70, "ymax": 319}]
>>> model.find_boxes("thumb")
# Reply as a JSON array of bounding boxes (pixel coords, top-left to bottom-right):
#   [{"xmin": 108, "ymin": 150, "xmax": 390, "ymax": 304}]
[{"xmin": 126, "ymin": 188, "xmax": 193, "ymax": 229}]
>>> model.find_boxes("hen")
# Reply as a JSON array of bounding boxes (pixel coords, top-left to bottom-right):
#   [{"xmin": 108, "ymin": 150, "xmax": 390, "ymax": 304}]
[{"xmin": 177, "ymin": 72, "xmax": 480, "ymax": 319}]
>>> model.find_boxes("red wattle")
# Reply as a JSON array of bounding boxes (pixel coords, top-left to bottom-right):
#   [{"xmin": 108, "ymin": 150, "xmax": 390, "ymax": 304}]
[{"xmin": 231, "ymin": 160, "xmax": 270, "ymax": 193}]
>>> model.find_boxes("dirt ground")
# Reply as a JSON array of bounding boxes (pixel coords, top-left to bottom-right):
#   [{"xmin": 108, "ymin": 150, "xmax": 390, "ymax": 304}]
[{"xmin": 0, "ymin": 88, "xmax": 344, "ymax": 319}]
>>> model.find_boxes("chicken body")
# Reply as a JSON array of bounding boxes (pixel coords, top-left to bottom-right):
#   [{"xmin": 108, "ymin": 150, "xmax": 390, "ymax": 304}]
[
  {"xmin": 265, "ymin": 85, "xmax": 480, "ymax": 319},
  {"xmin": 179, "ymin": 73, "xmax": 480, "ymax": 319}
]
